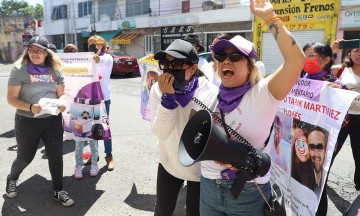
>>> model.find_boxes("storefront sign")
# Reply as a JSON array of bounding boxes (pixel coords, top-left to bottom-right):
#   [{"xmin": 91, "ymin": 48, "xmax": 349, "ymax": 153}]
[
  {"xmin": 340, "ymin": 7, "xmax": 360, "ymax": 28},
  {"xmin": 161, "ymin": 25, "xmax": 194, "ymax": 50},
  {"xmin": 270, "ymin": 0, "xmax": 336, "ymax": 23}
]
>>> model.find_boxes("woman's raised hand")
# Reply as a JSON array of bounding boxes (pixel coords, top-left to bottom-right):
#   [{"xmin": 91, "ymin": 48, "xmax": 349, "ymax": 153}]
[{"xmin": 250, "ymin": 0, "xmax": 276, "ymax": 22}]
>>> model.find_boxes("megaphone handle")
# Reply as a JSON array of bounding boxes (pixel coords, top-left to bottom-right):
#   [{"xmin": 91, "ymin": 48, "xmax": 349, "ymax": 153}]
[{"xmin": 230, "ymin": 174, "xmax": 247, "ymax": 199}]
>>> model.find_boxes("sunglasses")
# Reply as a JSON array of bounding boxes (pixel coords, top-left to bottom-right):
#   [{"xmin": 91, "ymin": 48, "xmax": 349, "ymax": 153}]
[
  {"xmin": 309, "ymin": 143, "xmax": 324, "ymax": 150},
  {"xmin": 214, "ymin": 52, "xmax": 246, "ymax": 62},
  {"xmin": 158, "ymin": 59, "xmax": 193, "ymax": 70}
]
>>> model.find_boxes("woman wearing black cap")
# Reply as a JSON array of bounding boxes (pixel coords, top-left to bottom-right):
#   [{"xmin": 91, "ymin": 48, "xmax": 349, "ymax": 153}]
[
  {"xmin": 199, "ymin": 0, "xmax": 305, "ymax": 215},
  {"xmin": 150, "ymin": 39, "xmax": 218, "ymax": 216},
  {"xmin": 6, "ymin": 35, "xmax": 74, "ymax": 207}
]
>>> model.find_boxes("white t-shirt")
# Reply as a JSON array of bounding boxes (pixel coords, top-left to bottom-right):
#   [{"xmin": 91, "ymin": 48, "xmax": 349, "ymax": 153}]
[
  {"xmin": 339, "ymin": 67, "xmax": 360, "ymax": 114},
  {"xmin": 95, "ymin": 53, "xmax": 113, "ymax": 101},
  {"xmin": 150, "ymin": 76, "xmax": 218, "ymax": 181},
  {"xmin": 201, "ymin": 77, "xmax": 281, "ymax": 184}
]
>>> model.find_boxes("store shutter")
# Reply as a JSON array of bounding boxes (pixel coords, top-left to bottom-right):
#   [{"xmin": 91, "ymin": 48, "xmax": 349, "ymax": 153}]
[{"xmin": 262, "ymin": 30, "xmax": 324, "ymax": 75}]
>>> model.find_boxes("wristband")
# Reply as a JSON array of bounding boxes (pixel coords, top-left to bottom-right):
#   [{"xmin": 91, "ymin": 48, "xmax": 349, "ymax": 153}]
[
  {"xmin": 265, "ymin": 15, "xmax": 282, "ymax": 25},
  {"xmin": 29, "ymin": 103, "xmax": 33, "ymax": 114}
]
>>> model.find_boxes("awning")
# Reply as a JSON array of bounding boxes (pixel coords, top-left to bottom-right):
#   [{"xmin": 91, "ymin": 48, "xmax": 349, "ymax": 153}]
[
  {"xmin": 110, "ymin": 32, "xmax": 141, "ymax": 45},
  {"xmin": 99, "ymin": 32, "xmax": 118, "ymax": 42}
]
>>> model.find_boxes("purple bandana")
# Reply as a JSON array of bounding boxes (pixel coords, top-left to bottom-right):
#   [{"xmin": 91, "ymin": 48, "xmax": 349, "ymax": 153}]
[
  {"xmin": 304, "ymin": 70, "xmax": 329, "ymax": 80},
  {"xmin": 218, "ymin": 80, "xmax": 251, "ymax": 113},
  {"xmin": 27, "ymin": 62, "xmax": 49, "ymax": 75},
  {"xmin": 175, "ymin": 77, "xmax": 199, "ymax": 107},
  {"xmin": 99, "ymin": 52, "xmax": 106, "ymax": 56},
  {"xmin": 161, "ymin": 77, "xmax": 199, "ymax": 109}
]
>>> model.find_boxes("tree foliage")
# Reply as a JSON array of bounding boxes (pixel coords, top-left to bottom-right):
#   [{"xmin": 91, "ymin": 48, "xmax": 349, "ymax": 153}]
[{"xmin": 0, "ymin": 0, "xmax": 43, "ymax": 19}]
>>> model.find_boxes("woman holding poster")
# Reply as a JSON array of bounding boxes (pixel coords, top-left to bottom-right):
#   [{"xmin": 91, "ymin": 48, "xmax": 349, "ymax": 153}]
[
  {"xmin": 88, "ymin": 35, "xmax": 115, "ymax": 171},
  {"xmin": 6, "ymin": 36, "xmax": 74, "ymax": 206},
  {"xmin": 199, "ymin": 0, "xmax": 305, "ymax": 215}
]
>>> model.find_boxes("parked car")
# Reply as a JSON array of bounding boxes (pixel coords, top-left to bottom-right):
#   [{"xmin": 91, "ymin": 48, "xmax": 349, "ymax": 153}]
[
  {"xmin": 107, "ymin": 49, "xmax": 139, "ymax": 76},
  {"xmin": 199, "ymin": 52, "xmax": 213, "ymax": 62}
]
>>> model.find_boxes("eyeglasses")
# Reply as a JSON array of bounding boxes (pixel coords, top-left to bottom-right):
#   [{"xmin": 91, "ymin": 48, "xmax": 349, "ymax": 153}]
[
  {"xmin": 158, "ymin": 59, "xmax": 193, "ymax": 70},
  {"xmin": 214, "ymin": 52, "xmax": 245, "ymax": 62},
  {"xmin": 28, "ymin": 47, "xmax": 46, "ymax": 54},
  {"xmin": 309, "ymin": 143, "xmax": 324, "ymax": 151}
]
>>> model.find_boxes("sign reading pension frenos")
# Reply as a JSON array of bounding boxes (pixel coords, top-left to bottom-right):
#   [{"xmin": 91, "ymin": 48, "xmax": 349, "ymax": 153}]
[{"xmin": 161, "ymin": 25, "xmax": 194, "ymax": 50}]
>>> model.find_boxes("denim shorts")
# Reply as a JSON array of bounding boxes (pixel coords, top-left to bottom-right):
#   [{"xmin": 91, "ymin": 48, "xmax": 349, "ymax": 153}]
[{"xmin": 200, "ymin": 175, "xmax": 271, "ymax": 216}]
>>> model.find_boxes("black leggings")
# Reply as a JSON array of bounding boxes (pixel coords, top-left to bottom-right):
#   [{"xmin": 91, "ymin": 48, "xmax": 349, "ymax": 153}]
[
  {"xmin": 154, "ymin": 163, "xmax": 200, "ymax": 216},
  {"xmin": 9, "ymin": 114, "xmax": 64, "ymax": 191},
  {"xmin": 317, "ymin": 114, "xmax": 360, "ymax": 216}
]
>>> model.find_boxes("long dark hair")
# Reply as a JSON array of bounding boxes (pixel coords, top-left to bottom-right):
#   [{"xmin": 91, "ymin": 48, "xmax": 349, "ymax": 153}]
[{"xmin": 303, "ymin": 42, "xmax": 334, "ymax": 71}]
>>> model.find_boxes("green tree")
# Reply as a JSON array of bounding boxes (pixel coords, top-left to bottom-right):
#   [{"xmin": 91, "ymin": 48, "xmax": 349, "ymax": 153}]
[{"xmin": 0, "ymin": 0, "xmax": 43, "ymax": 19}]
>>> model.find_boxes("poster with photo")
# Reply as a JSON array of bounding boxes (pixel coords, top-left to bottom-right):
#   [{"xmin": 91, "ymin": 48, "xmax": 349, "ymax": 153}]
[
  {"xmin": 138, "ymin": 54, "xmax": 162, "ymax": 121},
  {"xmin": 57, "ymin": 52, "xmax": 111, "ymax": 141},
  {"xmin": 267, "ymin": 78, "xmax": 360, "ymax": 215}
]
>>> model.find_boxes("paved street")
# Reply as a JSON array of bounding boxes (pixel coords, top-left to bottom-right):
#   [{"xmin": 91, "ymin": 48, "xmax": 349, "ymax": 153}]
[{"xmin": 0, "ymin": 63, "xmax": 358, "ymax": 216}]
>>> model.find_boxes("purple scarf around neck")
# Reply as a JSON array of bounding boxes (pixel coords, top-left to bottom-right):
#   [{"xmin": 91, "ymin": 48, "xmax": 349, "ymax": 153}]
[
  {"xmin": 99, "ymin": 51, "xmax": 106, "ymax": 56},
  {"xmin": 27, "ymin": 62, "xmax": 49, "ymax": 75},
  {"xmin": 174, "ymin": 77, "xmax": 199, "ymax": 107},
  {"xmin": 218, "ymin": 80, "xmax": 252, "ymax": 113},
  {"xmin": 304, "ymin": 70, "xmax": 330, "ymax": 80}
]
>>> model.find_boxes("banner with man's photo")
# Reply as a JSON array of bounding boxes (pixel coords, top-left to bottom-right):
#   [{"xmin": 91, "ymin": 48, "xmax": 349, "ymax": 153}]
[
  {"xmin": 138, "ymin": 54, "xmax": 162, "ymax": 121},
  {"xmin": 57, "ymin": 52, "xmax": 111, "ymax": 141},
  {"xmin": 266, "ymin": 78, "xmax": 360, "ymax": 215}
]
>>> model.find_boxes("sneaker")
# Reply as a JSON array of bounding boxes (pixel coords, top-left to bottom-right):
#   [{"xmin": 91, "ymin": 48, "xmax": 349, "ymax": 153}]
[
  {"xmin": 105, "ymin": 156, "xmax": 114, "ymax": 171},
  {"xmin": 73, "ymin": 165, "xmax": 83, "ymax": 180},
  {"xmin": 90, "ymin": 163, "xmax": 99, "ymax": 177},
  {"xmin": 54, "ymin": 190, "xmax": 74, "ymax": 207},
  {"xmin": 6, "ymin": 174, "xmax": 17, "ymax": 198}
]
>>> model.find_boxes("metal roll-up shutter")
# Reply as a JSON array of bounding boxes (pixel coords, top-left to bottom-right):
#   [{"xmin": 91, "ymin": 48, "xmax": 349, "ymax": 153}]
[{"xmin": 262, "ymin": 30, "xmax": 324, "ymax": 75}]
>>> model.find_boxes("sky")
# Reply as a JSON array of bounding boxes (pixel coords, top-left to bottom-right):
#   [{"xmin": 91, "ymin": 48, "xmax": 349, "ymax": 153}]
[{"xmin": 24, "ymin": 0, "xmax": 43, "ymax": 6}]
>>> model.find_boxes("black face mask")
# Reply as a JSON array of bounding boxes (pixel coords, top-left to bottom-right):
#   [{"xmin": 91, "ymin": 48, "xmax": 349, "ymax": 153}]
[
  {"xmin": 164, "ymin": 68, "xmax": 187, "ymax": 91},
  {"xmin": 88, "ymin": 44, "xmax": 98, "ymax": 54}
]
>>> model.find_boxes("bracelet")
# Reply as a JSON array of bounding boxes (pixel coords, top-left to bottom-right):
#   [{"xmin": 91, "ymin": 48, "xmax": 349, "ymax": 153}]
[
  {"xmin": 29, "ymin": 103, "xmax": 33, "ymax": 114},
  {"xmin": 265, "ymin": 15, "xmax": 282, "ymax": 25}
]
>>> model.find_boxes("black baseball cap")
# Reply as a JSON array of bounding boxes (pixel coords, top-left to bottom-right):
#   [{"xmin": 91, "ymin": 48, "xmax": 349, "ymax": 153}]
[
  {"xmin": 154, "ymin": 39, "xmax": 199, "ymax": 64},
  {"xmin": 182, "ymin": 34, "xmax": 205, "ymax": 52},
  {"xmin": 28, "ymin": 35, "xmax": 50, "ymax": 50}
]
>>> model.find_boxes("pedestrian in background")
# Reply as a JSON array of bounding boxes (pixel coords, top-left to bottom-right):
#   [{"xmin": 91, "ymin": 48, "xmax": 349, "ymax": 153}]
[
  {"xmin": 6, "ymin": 35, "xmax": 74, "ymax": 206},
  {"xmin": 87, "ymin": 35, "xmax": 115, "ymax": 171}
]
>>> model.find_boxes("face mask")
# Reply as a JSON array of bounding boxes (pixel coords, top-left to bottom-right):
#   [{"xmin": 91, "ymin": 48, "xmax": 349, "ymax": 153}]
[
  {"xmin": 303, "ymin": 58, "xmax": 321, "ymax": 74},
  {"xmin": 164, "ymin": 68, "xmax": 187, "ymax": 91},
  {"xmin": 88, "ymin": 44, "xmax": 98, "ymax": 54}
]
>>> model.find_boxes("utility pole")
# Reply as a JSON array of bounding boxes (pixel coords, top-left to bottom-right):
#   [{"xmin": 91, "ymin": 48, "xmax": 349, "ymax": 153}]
[{"xmin": 73, "ymin": 0, "xmax": 78, "ymax": 46}]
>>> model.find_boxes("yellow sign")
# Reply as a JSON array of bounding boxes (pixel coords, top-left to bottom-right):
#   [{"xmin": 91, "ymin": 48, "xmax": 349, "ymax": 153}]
[
  {"xmin": 270, "ymin": 0, "xmax": 337, "ymax": 23},
  {"xmin": 253, "ymin": 0, "xmax": 340, "ymax": 60},
  {"xmin": 111, "ymin": 39, "xmax": 131, "ymax": 45}
]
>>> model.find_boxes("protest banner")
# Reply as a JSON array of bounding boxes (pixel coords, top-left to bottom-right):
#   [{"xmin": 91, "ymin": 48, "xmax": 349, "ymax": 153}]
[
  {"xmin": 138, "ymin": 54, "xmax": 162, "ymax": 121},
  {"xmin": 266, "ymin": 78, "xmax": 360, "ymax": 215},
  {"xmin": 57, "ymin": 52, "xmax": 111, "ymax": 141}
]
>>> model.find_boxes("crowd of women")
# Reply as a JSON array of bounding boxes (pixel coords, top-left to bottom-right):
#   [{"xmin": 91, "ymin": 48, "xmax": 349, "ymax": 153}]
[{"xmin": 4, "ymin": 0, "xmax": 360, "ymax": 215}]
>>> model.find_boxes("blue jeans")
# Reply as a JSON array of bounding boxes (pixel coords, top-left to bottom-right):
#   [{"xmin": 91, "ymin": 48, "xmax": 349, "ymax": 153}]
[
  {"xmin": 104, "ymin": 100, "xmax": 112, "ymax": 157},
  {"xmin": 200, "ymin": 176, "xmax": 271, "ymax": 216}
]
